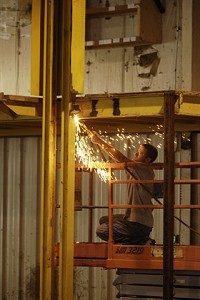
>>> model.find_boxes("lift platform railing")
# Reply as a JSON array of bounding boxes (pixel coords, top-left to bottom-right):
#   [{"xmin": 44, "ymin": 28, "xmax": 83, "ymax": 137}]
[
  {"xmin": 101, "ymin": 162, "xmax": 200, "ymax": 269},
  {"xmin": 67, "ymin": 160, "xmax": 200, "ymax": 271}
]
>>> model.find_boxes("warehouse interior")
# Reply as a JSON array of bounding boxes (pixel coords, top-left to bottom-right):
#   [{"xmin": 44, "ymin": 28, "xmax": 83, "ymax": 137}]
[{"xmin": 0, "ymin": 0, "xmax": 200, "ymax": 299}]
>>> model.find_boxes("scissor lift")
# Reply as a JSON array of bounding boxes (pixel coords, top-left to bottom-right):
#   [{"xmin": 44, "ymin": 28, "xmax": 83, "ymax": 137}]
[
  {"xmin": 55, "ymin": 91, "xmax": 200, "ymax": 299},
  {"xmin": 73, "ymin": 161, "xmax": 200, "ymax": 271},
  {"xmin": 71, "ymin": 162, "xmax": 200, "ymax": 299}
]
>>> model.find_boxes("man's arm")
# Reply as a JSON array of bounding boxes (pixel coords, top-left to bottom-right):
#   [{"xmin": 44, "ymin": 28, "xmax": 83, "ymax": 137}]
[{"xmin": 89, "ymin": 130, "xmax": 131, "ymax": 163}]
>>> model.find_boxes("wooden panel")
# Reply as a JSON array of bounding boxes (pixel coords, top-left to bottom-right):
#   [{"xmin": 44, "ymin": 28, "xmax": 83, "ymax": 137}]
[
  {"xmin": 75, "ymin": 171, "xmax": 82, "ymax": 208},
  {"xmin": 85, "ymin": 0, "xmax": 162, "ymax": 49},
  {"xmin": 139, "ymin": 0, "xmax": 162, "ymax": 44}
]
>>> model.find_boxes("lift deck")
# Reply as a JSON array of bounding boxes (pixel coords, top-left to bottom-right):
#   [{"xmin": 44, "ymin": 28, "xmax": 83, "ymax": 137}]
[
  {"xmin": 54, "ymin": 241, "xmax": 200, "ymax": 298},
  {"xmin": 73, "ymin": 242, "xmax": 200, "ymax": 270}
]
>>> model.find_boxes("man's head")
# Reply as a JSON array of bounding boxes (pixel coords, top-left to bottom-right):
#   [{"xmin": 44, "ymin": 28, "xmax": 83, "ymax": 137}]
[{"xmin": 134, "ymin": 143, "xmax": 158, "ymax": 163}]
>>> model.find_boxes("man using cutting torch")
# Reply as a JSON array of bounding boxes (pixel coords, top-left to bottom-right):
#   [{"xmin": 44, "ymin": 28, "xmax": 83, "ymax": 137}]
[{"xmin": 89, "ymin": 130, "xmax": 158, "ymax": 245}]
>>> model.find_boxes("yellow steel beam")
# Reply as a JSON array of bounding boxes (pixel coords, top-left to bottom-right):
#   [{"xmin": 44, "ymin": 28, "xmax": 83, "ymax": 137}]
[
  {"xmin": 6, "ymin": 105, "xmax": 36, "ymax": 116},
  {"xmin": 0, "ymin": 103, "xmax": 17, "ymax": 119},
  {"xmin": 74, "ymin": 91, "xmax": 200, "ymax": 132},
  {"xmin": 82, "ymin": 118, "xmax": 200, "ymax": 133},
  {"xmin": 40, "ymin": 0, "xmax": 57, "ymax": 299},
  {"xmin": 0, "ymin": 90, "xmax": 199, "ymax": 136},
  {"xmin": 76, "ymin": 94, "xmax": 164, "ymax": 118},
  {"xmin": 176, "ymin": 92, "xmax": 200, "ymax": 116},
  {"xmin": 177, "ymin": 102, "xmax": 200, "ymax": 116},
  {"xmin": 0, "ymin": 94, "xmax": 42, "ymax": 118},
  {"xmin": 75, "ymin": 91, "xmax": 200, "ymax": 119}
]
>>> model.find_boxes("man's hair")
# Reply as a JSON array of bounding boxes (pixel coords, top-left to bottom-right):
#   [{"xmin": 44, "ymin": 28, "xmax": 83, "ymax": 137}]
[{"xmin": 143, "ymin": 143, "xmax": 158, "ymax": 162}]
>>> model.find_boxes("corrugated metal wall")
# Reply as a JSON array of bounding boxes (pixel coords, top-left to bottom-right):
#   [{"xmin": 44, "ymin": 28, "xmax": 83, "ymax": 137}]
[
  {"xmin": 0, "ymin": 137, "xmax": 41, "ymax": 299},
  {"xmin": 0, "ymin": 132, "xmax": 197, "ymax": 299}
]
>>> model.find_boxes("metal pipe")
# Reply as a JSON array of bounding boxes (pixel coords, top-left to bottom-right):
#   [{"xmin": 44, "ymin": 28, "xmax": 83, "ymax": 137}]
[
  {"xmin": 88, "ymin": 172, "xmax": 94, "ymax": 242},
  {"xmin": 190, "ymin": 133, "xmax": 200, "ymax": 244},
  {"xmin": 163, "ymin": 91, "xmax": 176, "ymax": 300},
  {"xmin": 108, "ymin": 167, "xmax": 113, "ymax": 258}
]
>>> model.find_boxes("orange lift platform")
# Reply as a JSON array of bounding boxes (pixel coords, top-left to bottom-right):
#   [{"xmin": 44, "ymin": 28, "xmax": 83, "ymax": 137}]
[
  {"xmin": 54, "ymin": 159, "xmax": 200, "ymax": 271},
  {"xmin": 72, "ymin": 161, "xmax": 200, "ymax": 271},
  {"xmin": 56, "ymin": 158, "xmax": 200, "ymax": 299}
]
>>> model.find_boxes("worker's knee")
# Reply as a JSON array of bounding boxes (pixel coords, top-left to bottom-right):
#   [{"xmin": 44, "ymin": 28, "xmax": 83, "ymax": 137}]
[{"xmin": 96, "ymin": 223, "xmax": 109, "ymax": 241}]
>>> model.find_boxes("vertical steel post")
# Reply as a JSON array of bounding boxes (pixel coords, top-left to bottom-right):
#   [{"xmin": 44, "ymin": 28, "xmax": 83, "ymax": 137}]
[
  {"xmin": 163, "ymin": 91, "xmax": 176, "ymax": 300},
  {"xmin": 59, "ymin": 0, "xmax": 85, "ymax": 298},
  {"xmin": 108, "ymin": 167, "xmax": 113, "ymax": 259},
  {"xmin": 190, "ymin": 133, "xmax": 199, "ymax": 244},
  {"xmin": 40, "ymin": 0, "xmax": 57, "ymax": 298},
  {"xmin": 88, "ymin": 172, "xmax": 94, "ymax": 242},
  {"xmin": 59, "ymin": 0, "xmax": 76, "ymax": 299}
]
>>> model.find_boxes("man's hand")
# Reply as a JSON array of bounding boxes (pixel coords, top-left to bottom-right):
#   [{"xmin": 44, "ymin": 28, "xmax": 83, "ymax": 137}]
[{"xmin": 86, "ymin": 127, "xmax": 130, "ymax": 162}]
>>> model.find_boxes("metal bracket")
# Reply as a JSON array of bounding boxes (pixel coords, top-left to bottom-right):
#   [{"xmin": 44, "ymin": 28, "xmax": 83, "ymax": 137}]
[
  {"xmin": 90, "ymin": 100, "xmax": 98, "ymax": 117},
  {"xmin": 113, "ymin": 98, "xmax": 120, "ymax": 116}
]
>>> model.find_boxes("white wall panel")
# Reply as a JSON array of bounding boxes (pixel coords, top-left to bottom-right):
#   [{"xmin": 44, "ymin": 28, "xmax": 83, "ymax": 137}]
[
  {"xmin": 0, "ymin": 1, "xmax": 31, "ymax": 95},
  {"xmin": 0, "ymin": 137, "xmax": 41, "ymax": 299}
]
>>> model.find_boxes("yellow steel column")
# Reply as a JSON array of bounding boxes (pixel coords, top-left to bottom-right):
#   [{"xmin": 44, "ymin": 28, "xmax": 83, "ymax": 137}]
[
  {"xmin": 31, "ymin": 0, "xmax": 44, "ymax": 95},
  {"xmin": 59, "ymin": 0, "xmax": 73, "ymax": 298},
  {"xmin": 59, "ymin": 0, "xmax": 85, "ymax": 299},
  {"xmin": 40, "ymin": 0, "xmax": 57, "ymax": 299},
  {"xmin": 71, "ymin": 0, "xmax": 86, "ymax": 93}
]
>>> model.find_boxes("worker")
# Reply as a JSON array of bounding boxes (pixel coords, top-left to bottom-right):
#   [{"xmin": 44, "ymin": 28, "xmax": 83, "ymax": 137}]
[{"xmin": 89, "ymin": 130, "xmax": 158, "ymax": 245}]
